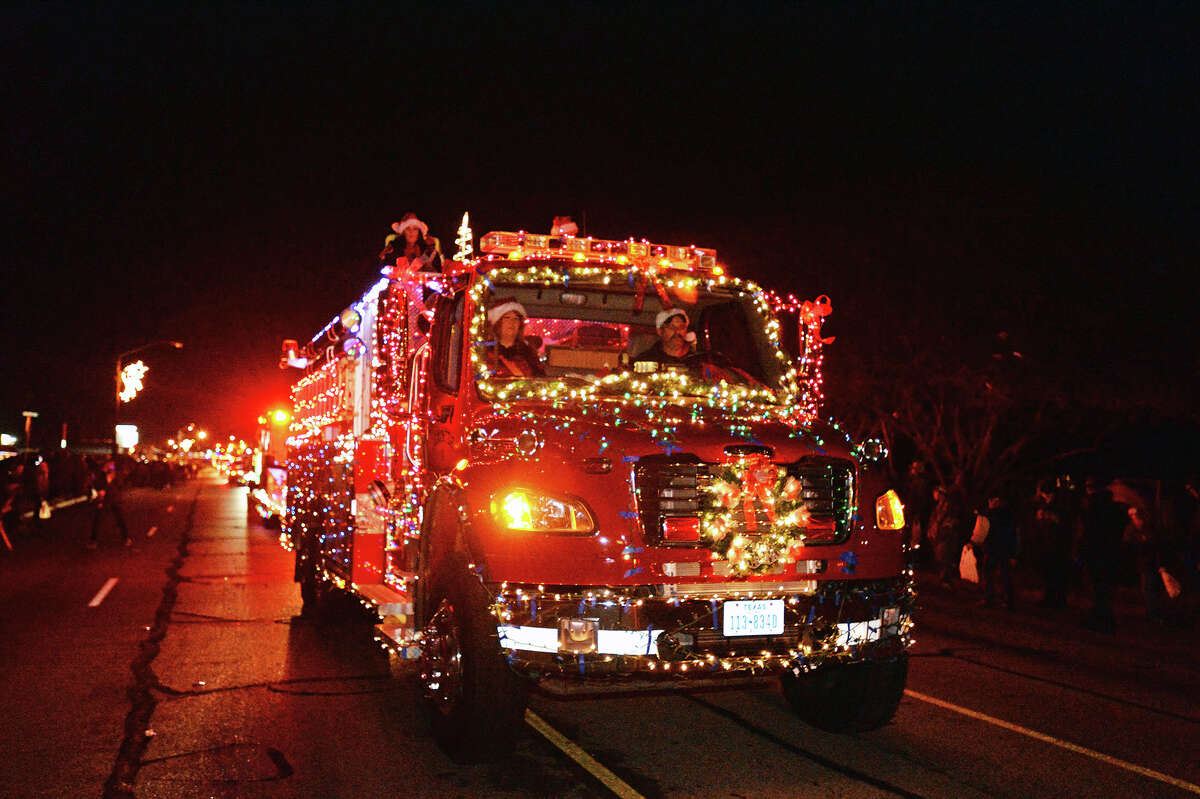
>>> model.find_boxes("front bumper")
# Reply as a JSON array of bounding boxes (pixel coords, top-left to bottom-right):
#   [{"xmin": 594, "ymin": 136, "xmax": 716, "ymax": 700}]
[{"xmin": 492, "ymin": 577, "xmax": 914, "ymax": 685}]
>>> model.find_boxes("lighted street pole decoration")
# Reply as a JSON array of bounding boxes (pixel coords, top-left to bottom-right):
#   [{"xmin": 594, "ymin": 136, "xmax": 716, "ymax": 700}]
[
  {"xmin": 114, "ymin": 340, "xmax": 183, "ymax": 455},
  {"xmin": 119, "ymin": 361, "xmax": 149, "ymax": 402}
]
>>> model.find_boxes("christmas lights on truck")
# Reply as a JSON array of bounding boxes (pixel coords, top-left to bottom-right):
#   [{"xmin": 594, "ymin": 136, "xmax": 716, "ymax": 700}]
[{"xmin": 278, "ymin": 218, "xmax": 913, "ymax": 759}]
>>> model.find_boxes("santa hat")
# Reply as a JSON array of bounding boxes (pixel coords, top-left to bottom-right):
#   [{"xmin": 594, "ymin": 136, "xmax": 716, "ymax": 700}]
[
  {"xmin": 392, "ymin": 212, "xmax": 429, "ymax": 237},
  {"xmin": 656, "ymin": 308, "xmax": 689, "ymax": 329},
  {"xmin": 487, "ymin": 297, "xmax": 528, "ymax": 325},
  {"xmin": 551, "ymin": 215, "xmax": 578, "ymax": 236}
]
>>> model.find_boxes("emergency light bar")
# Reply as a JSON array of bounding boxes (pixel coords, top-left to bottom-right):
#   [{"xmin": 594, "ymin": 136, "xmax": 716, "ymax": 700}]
[{"xmin": 480, "ymin": 230, "xmax": 720, "ymax": 274}]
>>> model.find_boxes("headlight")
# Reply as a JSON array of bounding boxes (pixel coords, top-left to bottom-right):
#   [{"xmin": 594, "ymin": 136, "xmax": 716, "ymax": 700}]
[
  {"xmin": 491, "ymin": 489, "xmax": 595, "ymax": 534},
  {"xmin": 875, "ymin": 489, "xmax": 905, "ymax": 531}
]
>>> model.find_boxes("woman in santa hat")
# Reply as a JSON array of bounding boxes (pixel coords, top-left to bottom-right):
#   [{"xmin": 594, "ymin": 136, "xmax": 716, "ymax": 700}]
[
  {"xmin": 484, "ymin": 298, "xmax": 544, "ymax": 378},
  {"xmin": 379, "ymin": 212, "xmax": 443, "ymax": 273}
]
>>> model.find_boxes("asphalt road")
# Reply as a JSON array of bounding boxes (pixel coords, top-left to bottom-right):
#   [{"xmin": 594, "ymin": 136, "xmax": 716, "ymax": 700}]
[{"xmin": 1, "ymin": 476, "xmax": 1196, "ymax": 798}]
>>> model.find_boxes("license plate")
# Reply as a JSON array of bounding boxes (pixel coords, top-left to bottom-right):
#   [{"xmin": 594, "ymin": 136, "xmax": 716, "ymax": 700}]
[{"xmin": 722, "ymin": 599, "xmax": 785, "ymax": 637}]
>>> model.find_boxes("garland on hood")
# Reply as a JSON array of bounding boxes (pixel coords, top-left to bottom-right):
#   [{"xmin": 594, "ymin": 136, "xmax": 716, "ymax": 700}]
[{"xmin": 702, "ymin": 454, "xmax": 811, "ymax": 575}]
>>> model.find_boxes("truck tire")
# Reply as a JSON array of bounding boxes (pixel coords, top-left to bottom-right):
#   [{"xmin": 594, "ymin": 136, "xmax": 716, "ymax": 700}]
[
  {"xmin": 419, "ymin": 565, "xmax": 528, "ymax": 762},
  {"xmin": 781, "ymin": 655, "xmax": 908, "ymax": 733}
]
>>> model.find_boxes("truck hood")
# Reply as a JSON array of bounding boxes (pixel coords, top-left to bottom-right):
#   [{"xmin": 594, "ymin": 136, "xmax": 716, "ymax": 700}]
[{"xmin": 469, "ymin": 399, "xmax": 855, "ymax": 465}]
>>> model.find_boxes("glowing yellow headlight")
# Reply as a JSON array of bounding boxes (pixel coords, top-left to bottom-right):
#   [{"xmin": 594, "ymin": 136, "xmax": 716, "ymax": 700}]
[
  {"xmin": 875, "ymin": 489, "xmax": 905, "ymax": 531},
  {"xmin": 492, "ymin": 489, "xmax": 595, "ymax": 533},
  {"xmin": 501, "ymin": 492, "xmax": 533, "ymax": 530}
]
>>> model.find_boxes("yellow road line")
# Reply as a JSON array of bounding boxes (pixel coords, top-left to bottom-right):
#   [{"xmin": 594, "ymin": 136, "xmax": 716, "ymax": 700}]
[
  {"xmin": 525, "ymin": 709, "xmax": 646, "ymax": 799},
  {"xmin": 904, "ymin": 689, "xmax": 1200, "ymax": 795}
]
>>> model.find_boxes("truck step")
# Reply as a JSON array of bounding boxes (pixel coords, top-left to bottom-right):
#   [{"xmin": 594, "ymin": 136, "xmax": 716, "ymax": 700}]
[
  {"xmin": 356, "ymin": 583, "xmax": 413, "ymax": 617},
  {"xmin": 374, "ymin": 621, "xmax": 421, "ymax": 661}
]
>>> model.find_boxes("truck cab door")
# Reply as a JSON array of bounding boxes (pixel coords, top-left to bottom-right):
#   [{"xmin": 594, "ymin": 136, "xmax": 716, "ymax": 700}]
[{"xmin": 425, "ymin": 289, "xmax": 468, "ymax": 474}]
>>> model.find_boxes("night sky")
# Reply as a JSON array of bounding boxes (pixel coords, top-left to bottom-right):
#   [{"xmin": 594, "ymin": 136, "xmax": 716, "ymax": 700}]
[{"xmin": 3, "ymin": 3, "xmax": 1196, "ymax": 449}]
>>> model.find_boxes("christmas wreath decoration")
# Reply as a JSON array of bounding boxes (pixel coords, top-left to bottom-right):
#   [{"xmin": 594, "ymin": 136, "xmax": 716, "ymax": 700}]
[{"xmin": 701, "ymin": 455, "xmax": 811, "ymax": 575}]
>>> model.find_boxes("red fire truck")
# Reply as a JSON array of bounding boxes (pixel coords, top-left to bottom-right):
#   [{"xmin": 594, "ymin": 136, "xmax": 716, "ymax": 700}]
[
  {"xmin": 246, "ymin": 409, "xmax": 290, "ymax": 526},
  {"xmin": 281, "ymin": 223, "xmax": 912, "ymax": 759}
]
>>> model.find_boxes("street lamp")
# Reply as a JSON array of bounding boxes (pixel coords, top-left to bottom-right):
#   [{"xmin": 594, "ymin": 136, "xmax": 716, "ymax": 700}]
[{"xmin": 114, "ymin": 340, "xmax": 183, "ymax": 455}]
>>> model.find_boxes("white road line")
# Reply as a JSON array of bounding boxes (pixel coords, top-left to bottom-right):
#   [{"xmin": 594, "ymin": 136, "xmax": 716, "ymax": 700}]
[
  {"xmin": 88, "ymin": 578, "xmax": 119, "ymax": 608},
  {"xmin": 146, "ymin": 526, "xmax": 158, "ymax": 538},
  {"xmin": 904, "ymin": 689, "xmax": 1200, "ymax": 795},
  {"xmin": 525, "ymin": 710, "xmax": 646, "ymax": 799}
]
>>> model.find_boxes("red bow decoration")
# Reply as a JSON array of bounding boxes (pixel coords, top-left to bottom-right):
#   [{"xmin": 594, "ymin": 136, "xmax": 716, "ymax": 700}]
[{"xmin": 734, "ymin": 455, "xmax": 778, "ymax": 532}]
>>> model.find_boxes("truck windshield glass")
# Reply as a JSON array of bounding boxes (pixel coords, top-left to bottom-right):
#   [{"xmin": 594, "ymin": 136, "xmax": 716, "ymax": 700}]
[{"xmin": 472, "ymin": 277, "xmax": 794, "ymax": 404}]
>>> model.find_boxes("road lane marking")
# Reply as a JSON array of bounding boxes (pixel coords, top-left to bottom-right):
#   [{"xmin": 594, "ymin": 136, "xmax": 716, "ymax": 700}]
[
  {"xmin": 88, "ymin": 578, "xmax": 119, "ymax": 608},
  {"xmin": 904, "ymin": 689, "xmax": 1200, "ymax": 795},
  {"xmin": 146, "ymin": 526, "xmax": 158, "ymax": 538},
  {"xmin": 525, "ymin": 710, "xmax": 645, "ymax": 799}
]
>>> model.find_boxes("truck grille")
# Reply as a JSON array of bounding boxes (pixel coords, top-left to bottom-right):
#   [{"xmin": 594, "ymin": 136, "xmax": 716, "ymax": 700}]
[{"xmin": 634, "ymin": 455, "xmax": 855, "ymax": 546}]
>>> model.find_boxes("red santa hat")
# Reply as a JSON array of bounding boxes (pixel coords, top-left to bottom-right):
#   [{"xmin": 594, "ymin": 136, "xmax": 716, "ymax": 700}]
[
  {"xmin": 655, "ymin": 308, "xmax": 689, "ymax": 329},
  {"xmin": 392, "ymin": 212, "xmax": 429, "ymax": 237},
  {"xmin": 487, "ymin": 297, "xmax": 528, "ymax": 325},
  {"xmin": 550, "ymin": 215, "xmax": 578, "ymax": 236}
]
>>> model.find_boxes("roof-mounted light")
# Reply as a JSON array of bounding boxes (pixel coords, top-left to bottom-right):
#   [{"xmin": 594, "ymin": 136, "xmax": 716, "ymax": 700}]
[{"xmin": 480, "ymin": 230, "xmax": 719, "ymax": 274}]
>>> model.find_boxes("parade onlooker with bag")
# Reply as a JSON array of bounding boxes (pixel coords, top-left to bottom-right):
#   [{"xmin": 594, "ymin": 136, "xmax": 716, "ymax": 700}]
[
  {"xmin": 1123, "ymin": 505, "xmax": 1183, "ymax": 625},
  {"xmin": 970, "ymin": 494, "xmax": 1019, "ymax": 609}
]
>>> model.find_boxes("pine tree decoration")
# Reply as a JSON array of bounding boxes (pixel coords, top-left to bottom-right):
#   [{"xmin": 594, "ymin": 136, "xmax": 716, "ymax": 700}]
[{"xmin": 454, "ymin": 212, "xmax": 473, "ymax": 262}]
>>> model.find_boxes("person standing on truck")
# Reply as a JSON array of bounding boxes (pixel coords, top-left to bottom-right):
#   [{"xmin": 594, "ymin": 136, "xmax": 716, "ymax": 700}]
[
  {"xmin": 379, "ymin": 212, "xmax": 443, "ymax": 273},
  {"xmin": 633, "ymin": 308, "xmax": 695, "ymax": 365},
  {"xmin": 484, "ymin": 298, "xmax": 544, "ymax": 378}
]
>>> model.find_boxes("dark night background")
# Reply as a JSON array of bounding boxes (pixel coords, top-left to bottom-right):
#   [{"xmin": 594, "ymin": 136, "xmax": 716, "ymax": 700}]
[{"xmin": 3, "ymin": 3, "xmax": 1196, "ymax": 469}]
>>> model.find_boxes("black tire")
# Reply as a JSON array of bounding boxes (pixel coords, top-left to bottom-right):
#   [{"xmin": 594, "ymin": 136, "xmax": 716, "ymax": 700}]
[
  {"xmin": 419, "ymin": 565, "xmax": 529, "ymax": 762},
  {"xmin": 781, "ymin": 655, "xmax": 908, "ymax": 733}
]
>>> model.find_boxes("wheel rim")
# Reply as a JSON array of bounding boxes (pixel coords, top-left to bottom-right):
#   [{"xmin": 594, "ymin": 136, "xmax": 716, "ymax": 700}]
[{"xmin": 420, "ymin": 599, "xmax": 464, "ymax": 714}]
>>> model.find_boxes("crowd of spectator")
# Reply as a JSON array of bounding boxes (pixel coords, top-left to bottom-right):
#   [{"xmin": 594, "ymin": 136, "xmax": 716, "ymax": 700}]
[
  {"xmin": 1, "ymin": 450, "xmax": 195, "ymax": 544},
  {"xmin": 903, "ymin": 463, "xmax": 1199, "ymax": 632}
]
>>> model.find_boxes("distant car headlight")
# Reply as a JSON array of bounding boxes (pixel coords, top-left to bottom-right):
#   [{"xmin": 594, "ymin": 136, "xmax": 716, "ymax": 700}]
[
  {"xmin": 491, "ymin": 489, "xmax": 595, "ymax": 534},
  {"xmin": 875, "ymin": 489, "xmax": 905, "ymax": 531}
]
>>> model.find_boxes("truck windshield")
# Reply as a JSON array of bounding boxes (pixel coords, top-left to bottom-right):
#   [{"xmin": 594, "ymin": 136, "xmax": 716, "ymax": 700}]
[{"xmin": 470, "ymin": 274, "xmax": 795, "ymax": 404}]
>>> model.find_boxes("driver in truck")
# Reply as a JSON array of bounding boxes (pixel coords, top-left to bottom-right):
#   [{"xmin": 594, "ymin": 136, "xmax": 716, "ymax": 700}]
[{"xmin": 633, "ymin": 307, "xmax": 695, "ymax": 365}]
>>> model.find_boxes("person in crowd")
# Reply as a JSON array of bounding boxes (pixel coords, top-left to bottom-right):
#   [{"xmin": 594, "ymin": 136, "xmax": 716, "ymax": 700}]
[
  {"xmin": 633, "ymin": 308, "xmax": 695, "ymax": 365},
  {"xmin": 379, "ymin": 212, "xmax": 443, "ymax": 273},
  {"xmin": 927, "ymin": 483, "xmax": 964, "ymax": 588},
  {"xmin": 1, "ymin": 460, "xmax": 21, "ymax": 546},
  {"xmin": 1077, "ymin": 476, "xmax": 1126, "ymax": 633},
  {"xmin": 1031, "ymin": 479, "xmax": 1072, "ymax": 608},
  {"xmin": 89, "ymin": 459, "xmax": 131, "ymax": 548},
  {"xmin": 484, "ymin": 298, "xmax": 544, "ymax": 378},
  {"xmin": 904, "ymin": 461, "xmax": 934, "ymax": 563},
  {"xmin": 1123, "ymin": 504, "xmax": 1182, "ymax": 625},
  {"xmin": 1183, "ymin": 475, "xmax": 1200, "ymax": 587},
  {"xmin": 970, "ymin": 494, "xmax": 1019, "ymax": 609}
]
